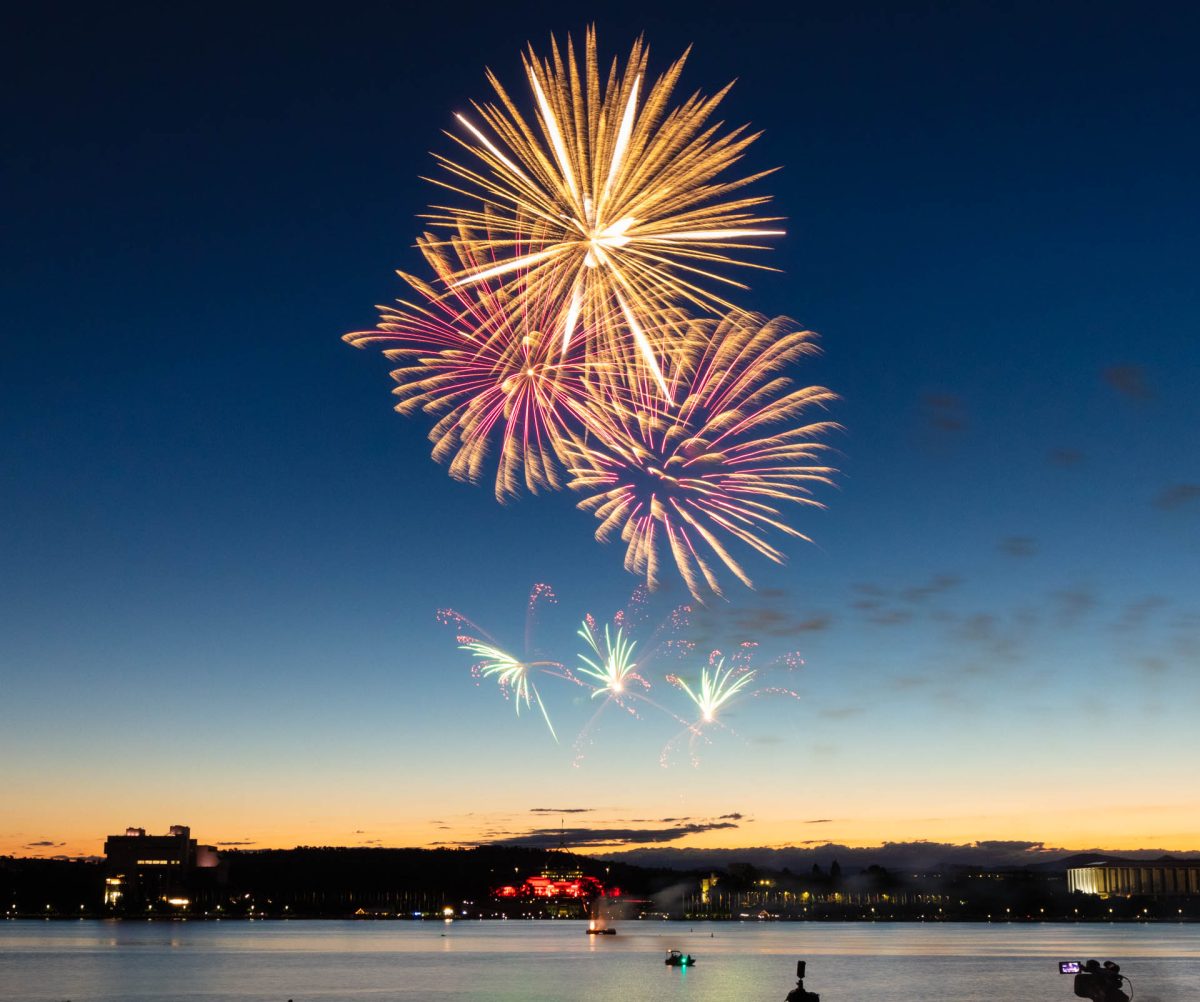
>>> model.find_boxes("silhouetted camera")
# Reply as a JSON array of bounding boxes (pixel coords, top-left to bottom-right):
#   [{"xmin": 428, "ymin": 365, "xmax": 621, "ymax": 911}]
[
  {"xmin": 1061, "ymin": 959, "xmax": 1129, "ymax": 1002},
  {"xmin": 785, "ymin": 959, "xmax": 820, "ymax": 1002}
]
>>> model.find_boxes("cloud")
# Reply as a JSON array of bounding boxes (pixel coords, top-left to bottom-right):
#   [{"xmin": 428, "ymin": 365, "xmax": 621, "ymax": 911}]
[
  {"xmin": 890, "ymin": 674, "xmax": 931, "ymax": 690},
  {"xmin": 23, "ymin": 840, "xmax": 64, "ymax": 848},
  {"xmin": 922, "ymin": 393, "xmax": 968, "ymax": 433},
  {"xmin": 819, "ymin": 706, "xmax": 864, "ymax": 720},
  {"xmin": 718, "ymin": 813, "xmax": 745, "ymax": 821},
  {"xmin": 999, "ymin": 536, "xmax": 1037, "ymax": 558},
  {"xmin": 899, "ymin": 575, "xmax": 961, "ymax": 603},
  {"xmin": 215, "ymin": 840, "xmax": 257, "ymax": 846},
  {"xmin": 1103, "ymin": 364, "xmax": 1152, "ymax": 400},
  {"xmin": 730, "ymin": 606, "xmax": 833, "ymax": 638},
  {"xmin": 1138, "ymin": 656, "xmax": 1168, "ymax": 676},
  {"xmin": 850, "ymin": 575, "xmax": 961, "ymax": 627},
  {"xmin": 1049, "ymin": 448, "xmax": 1085, "ymax": 467},
  {"xmin": 482, "ymin": 819, "xmax": 741, "ymax": 849},
  {"xmin": 1053, "ymin": 587, "xmax": 1097, "ymax": 626},
  {"xmin": 529, "ymin": 807, "xmax": 593, "ymax": 814},
  {"xmin": 733, "ymin": 606, "xmax": 788, "ymax": 628},
  {"xmin": 868, "ymin": 609, "xmax": 913, "ymax": 626},
  {"xmin": 1155, "ymin": 484, "xmax": 1200, "ymax": 511},
  {"xmin": 957, "ymin": 613, "xmax": 996, "ymax": 643},
  {"xmin": 1112, "ymin": 596, "xmax": 1167, "ymax": 632},
  {"xmin": 804, "ymin": 819, "xmax": 834, "ymax": 824}
]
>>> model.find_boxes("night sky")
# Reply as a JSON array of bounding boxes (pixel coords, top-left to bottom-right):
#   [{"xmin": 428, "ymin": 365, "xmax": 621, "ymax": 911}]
[{"xmin": 3, "ymin": 1, "xmax": 1198, "ymax": 858}]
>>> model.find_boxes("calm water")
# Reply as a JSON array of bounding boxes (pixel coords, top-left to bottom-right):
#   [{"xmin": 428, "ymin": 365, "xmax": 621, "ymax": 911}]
[{"xmin": 1, "ymin": 920, "xmax": 1197, "ymax": 1001}]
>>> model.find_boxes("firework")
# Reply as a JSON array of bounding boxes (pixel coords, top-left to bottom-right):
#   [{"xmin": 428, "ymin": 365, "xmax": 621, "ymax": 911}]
[
  {"xmin": 671, "ymin": 658, "xmax": 755, "ymax": 724},
  {"xmin": 568, "ymin": 589, "xmax": 698, "ymax": 765},
  {"xmin": 576, "ymin": 619, "xmax": 645, "ymax": 698},
  {"xmin": 423, "ymin": 29, "xmax": 784, "ymax": 398},
  {"xmin": 568, "ymin": 313, "xmax": 839, "ymax": 599},
  {"xmin": 344, "ymin": 235, "xmax": 626, "ymax": 499},
  {"xmin": 440, "ymin": 583, "xmax": 577, "ymax": 740},
  {"xmin": 459, "ymin": 640, "xmax": 562, "ymax": 740}
]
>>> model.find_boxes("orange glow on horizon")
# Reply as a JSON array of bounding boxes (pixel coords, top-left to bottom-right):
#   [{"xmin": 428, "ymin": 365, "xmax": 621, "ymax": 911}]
[{"xmin": 8, "ymin": 802, "xmax": 1200, "ymax": 861}]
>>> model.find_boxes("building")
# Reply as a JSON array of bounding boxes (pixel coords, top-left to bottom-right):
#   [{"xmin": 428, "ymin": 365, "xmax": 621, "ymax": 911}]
[
  {"xmin": 494, "ymin": 864, "xmax": 616, "ymax": 901},
  {"xmin": 1068, "ymin": 859, "xmax": 1200, "ymax": 898},
  {"xmin": 102, "ymin": 824, "xmax": 219, "ymax": 911}
]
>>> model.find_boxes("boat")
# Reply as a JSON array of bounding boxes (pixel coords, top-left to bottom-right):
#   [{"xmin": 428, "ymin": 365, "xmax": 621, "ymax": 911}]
[
  {"xmin": 665, "ymin": 949, "xmax": 696, "ymax": 967},
  {"xmin": 586, "ymin": 926, "xmax": 617, "ymax": 935}
]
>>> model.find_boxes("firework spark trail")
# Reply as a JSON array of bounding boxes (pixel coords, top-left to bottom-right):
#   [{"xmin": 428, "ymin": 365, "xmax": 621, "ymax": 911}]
[
  {"xmin": 568, "ymin": 313, "xmax": 839, "ymax": 600},
  {"xmin": 568, "ymin": 588, "xmax": 700, "ymax": 765},
  {"xmin": 439, "ymin": 582, "xmax": 808, "ymax": 759},
  {"xmin": 658, "ymin": 639, "xmax": 806, "ymax": 765},
  {"xmin": 458, "ymin": 640, "xmax": 563, "ymax": 741},
  {"xmin": 439, "ymin": 584, "xmax": 581, "ymax": 741},
  {"xmin": 526, "ymin": 581, "xmax": 557, "ymax": 655},
  {"xmin": 577, "ymin": 620, "xmax": 645, "ymax": 699},
  {"xmin": 659, "ymin": 656, "xmax": 747, "ymax": 768},
  {"xmin": 343, "ymin": 32, "xmax": 834, "ymax": 761},
  {"xmin": 423, "ymin": 29, "xmax": 784, "ymax": 398},
  {"xmin": 345, "ymin": 235, "xmax": 633, "ymax": 500},
  {"xmin": 673, "ymin": 657, "xmax": 756, "ymax": 724},
  {"xmin": 345, "ymin": 35, "xmax": 839, "ymax": 605}
]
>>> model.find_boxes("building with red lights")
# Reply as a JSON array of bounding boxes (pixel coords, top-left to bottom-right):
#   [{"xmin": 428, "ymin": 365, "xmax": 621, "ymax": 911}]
[{"xmin": 493, "ymin": 864, "xmax": 620, "ymax": 913}]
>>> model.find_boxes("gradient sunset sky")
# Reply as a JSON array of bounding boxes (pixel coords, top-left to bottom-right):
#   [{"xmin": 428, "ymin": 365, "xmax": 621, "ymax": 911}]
[{"xmin": 3, "ymin": 1, "xmax": 1198, "ymax": 859}]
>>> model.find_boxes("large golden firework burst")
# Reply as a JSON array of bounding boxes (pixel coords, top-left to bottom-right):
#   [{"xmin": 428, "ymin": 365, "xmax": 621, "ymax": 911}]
[
  {"xmin": 346, "ymin": 31, "xmax": 839, "ymax": 598},
  {"xmin": 567, "ymin": 314, "xmax": 839, "ymax": 601},
  {"xmin": 423, "ymin": 29, "xmax": 784, "ymax": 402}
]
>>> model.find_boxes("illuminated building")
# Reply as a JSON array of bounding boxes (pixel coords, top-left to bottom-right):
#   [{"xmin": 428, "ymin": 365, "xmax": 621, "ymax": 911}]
[
  {"xmin": 102, "ymin": 824, "xmax": 219, "ymax": 911},
  {"xmin": 493, "ymin": 864, "xmax": 618, "ymax": 903},
  {"xmin": 1068, "ymin": 860, "xmax": 1200, "ymax": 898}
]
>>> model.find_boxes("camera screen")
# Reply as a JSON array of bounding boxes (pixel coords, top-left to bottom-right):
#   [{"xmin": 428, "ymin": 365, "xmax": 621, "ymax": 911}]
[{"xmin": 1059, "ymin": 961, "xmax": 1081, "ymax": 974}]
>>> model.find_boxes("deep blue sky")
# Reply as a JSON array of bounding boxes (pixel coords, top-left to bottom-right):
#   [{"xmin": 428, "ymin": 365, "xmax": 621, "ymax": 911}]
[{"xmin": 3, "ymin": 1, "xmax": 1198, "ymax": 854}]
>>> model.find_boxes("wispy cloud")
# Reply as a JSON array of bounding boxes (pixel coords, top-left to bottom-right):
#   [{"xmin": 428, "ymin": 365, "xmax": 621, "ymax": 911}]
[
  {"xmin": 922, "ymin": 393, "xmax": 968, "ymax": 433},
  {"xmin": 1103, "ymin": 364, "xmax": 1153, "ymax": 400},
  {"xmin": 1155, "ymin": 484, "xmax": 1200, "ymax": 511},
  {"xmin": 529, "ymin": 807, "xmax": 593, "ymax": 814},
  {"xmin": 519, "ymin": 822, "xmax": 740, "ymax": 849},
  {"xmin": 463, "ymin": 817, "xmax": 743, "ymax": 850},
  {"xmin": 1049, "ymin": 447, "xmax": 1085, "ymax": 467},
  {"xmin": 999, "ymin": 536, "xmax": 1037, "ymax": 558}
]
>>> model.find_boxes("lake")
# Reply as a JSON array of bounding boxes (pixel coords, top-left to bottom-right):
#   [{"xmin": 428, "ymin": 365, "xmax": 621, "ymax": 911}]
[{"xmin": 1, "ymin": 920, "xmax": 1197, "ymax": 1001}]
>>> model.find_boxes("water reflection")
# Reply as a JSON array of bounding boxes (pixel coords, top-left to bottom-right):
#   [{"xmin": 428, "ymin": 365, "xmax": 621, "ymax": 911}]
[{"xmin": 0, "ymin": 920, "xmax": 1197, "ymax": 1002}]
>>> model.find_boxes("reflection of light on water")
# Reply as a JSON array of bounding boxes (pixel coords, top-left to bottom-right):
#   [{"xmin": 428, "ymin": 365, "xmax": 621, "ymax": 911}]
[{"xmin": 8, "ymin": 923, "xmax": 1200, "ymax": 997}]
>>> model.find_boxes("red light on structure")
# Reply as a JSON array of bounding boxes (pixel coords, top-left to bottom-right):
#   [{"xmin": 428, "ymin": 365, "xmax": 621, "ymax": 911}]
[{"xmin": 492, "ymin": 872, "xmax": 609, "ymax": 901}]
